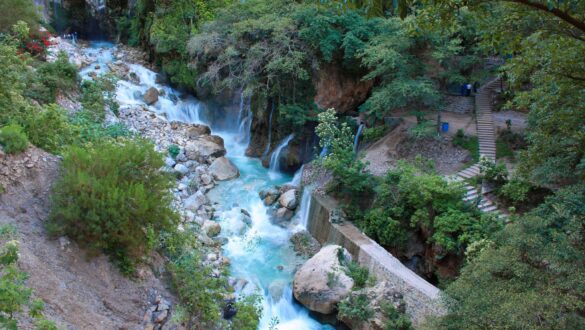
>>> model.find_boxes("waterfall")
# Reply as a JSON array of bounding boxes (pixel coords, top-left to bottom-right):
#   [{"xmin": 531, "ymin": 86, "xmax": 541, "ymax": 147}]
[
  {"xmin": 319, "ymin": 146, "xmax": 329, "ymax": 158},
  {"xmin": 262, "ymin": 101, "xmax": 275, "ymax": 157},
  {"xmin": 297, "ymin": 188, "xmax": 312, "ymax": 229},
  {"xmin": 290, "ymin": 165, "xmax": 304, "ymax": 187},
  {"xmin": 354, "ymin": 123, "xmax": 365, "ymax": 153},
  {"xmin": 269, "ymin": 134, "xmax": 294, "ymax": 172},
  {"xmin": 79, "ymin": 42, "xmax": 326, "ymax": 329},
  {"xmin": 237, "ymin": 93, "xmax": 252, "ymax": 147}
]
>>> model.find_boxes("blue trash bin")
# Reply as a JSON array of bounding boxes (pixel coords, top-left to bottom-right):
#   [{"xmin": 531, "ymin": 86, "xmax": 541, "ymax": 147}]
[{"xmin": 441, "ymin": 122, "xmax": 449, "ymax": 133}]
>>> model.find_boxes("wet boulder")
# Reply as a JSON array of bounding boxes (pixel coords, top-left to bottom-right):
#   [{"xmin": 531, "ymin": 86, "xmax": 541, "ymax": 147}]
[
  {"xmin": 173, "ymin": 163, "xmax": 189, "ymax": 177},
  {"xmin": 185, "ymin": 138, "xmax": 226, "ymax": 163},
  {"xmin": 293, "ymin": 245, "xmax": 354, "ymax": 314},
  {"xmin": 144, "ymin": 87, "xmax": 159, "ymax": 105},
  {"xmin": 209, "ymin": 157, "xmax": 240, "ymax": 181},
  {"xmin": 186, "ymin": 124, "xmax": 211, "ymax": 139},
  {"xmin": 274, "ymin": 207, "xmax": 294, "ymax": 223},
  {"xmin": 202, "ymin": 220, "xmax": 221, "ymax": 238},
  {"xmin": 184, "ymin": 190, "xmax": 209, "ymax": 212},
  {"xmin": 259, "ymin": 187, "xmax": 280, "ymax": 206},
  {"xmin": 278, "ymin": 189, "xmax": 298, "ymax": 210}
]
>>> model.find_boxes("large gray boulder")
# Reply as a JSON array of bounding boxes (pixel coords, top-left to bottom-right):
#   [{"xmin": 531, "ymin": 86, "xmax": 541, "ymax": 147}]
[
  {"xmin": 209, "ymin": 157, "xmax": 239, "ymax": 181},
  {"xmin": 278, "ymin": 189, "xmax": 298, "ymax": 210},
  {"xmin": 293, "ymin": 245, "xmax": 354, "ymax": 314},
  {"xmin": 186, "ymin": 124, "xmax": 211, "ymax": 139},
  {"xmin": 184, "ymin": 190, "xmax": 208, "ymax": 212},
  {"xmin": 144, "ymin": 87, "xmax": 159, "ymax": 105},
  {"xmin": 185, "ymin": 138, "xmax": 226, "ymax": 163}
]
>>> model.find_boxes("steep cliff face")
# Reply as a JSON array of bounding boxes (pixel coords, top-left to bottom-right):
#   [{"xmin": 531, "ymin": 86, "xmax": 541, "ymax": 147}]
[
  {"xmin": 313, "ymin": 63, "xmax": 373, "ymax": 115},
  {"xmin": 247, "ymin": 63, "xmax": 371, "ymax": 171}
]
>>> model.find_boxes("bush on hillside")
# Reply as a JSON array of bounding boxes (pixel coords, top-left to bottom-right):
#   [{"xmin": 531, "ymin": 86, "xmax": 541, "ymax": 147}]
[
  {"xmin": 26, "ymin": 52, "xmax": 78, "ymax": 104},
  {"xmin": 0, "ymin": 124, "xmax": 28, "ymax": 154},
  {"xmin": 23, "ymin": 104, "xmax": 77, "ymax": 154},
  {"xmin": 0, "ymin": 1, "xmax": 39, "ymax": 32},
  {"xmin": 48, "ymin": 139, "xmax": 179, "ymax": 273},
  {"xmin": 0, "ymin": 225, "xmax": 57, "ymax": 329}
]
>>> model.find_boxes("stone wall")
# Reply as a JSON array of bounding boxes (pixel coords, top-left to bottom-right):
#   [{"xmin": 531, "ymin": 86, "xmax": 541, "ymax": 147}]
[
  {"xmin": 306, "ymin": 193, "xmax": 446, "ymax": 326},
  {"xmin": 443, "ymin": 95, "xmax": 474, "ymax": 114}
]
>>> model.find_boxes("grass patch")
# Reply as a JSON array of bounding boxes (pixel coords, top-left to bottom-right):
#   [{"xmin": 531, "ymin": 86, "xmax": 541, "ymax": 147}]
[
  {"xmin": 496, "ymin": 137, "xmax": 515, "ymax": 159},
  {"xmin": 452, "ymin": 129, "xmax": 479, "ymax": 163}
]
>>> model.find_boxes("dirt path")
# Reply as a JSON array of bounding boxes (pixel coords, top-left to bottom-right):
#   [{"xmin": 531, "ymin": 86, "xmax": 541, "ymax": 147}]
[{"xmin": 362, "ymin": 123, "xmax": 411, "ymax": 176}]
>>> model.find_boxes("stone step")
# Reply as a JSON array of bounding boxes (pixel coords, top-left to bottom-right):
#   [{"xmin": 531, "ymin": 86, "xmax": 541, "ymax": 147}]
[
  {"xmin": 459, "ymin": 171, "xmax": 477, "ymax": 179},
  {"xmin": 481, "ymin": 205, "xmax": 498, "ymax": 213}
]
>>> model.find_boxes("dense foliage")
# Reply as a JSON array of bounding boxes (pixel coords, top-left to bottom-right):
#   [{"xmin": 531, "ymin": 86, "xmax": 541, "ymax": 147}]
[
  {"xmin": 360, "ymin": 161, "xmax": 501, "ymax": 258},
  {"xmin": 48, "ymin": 139, "xmax": 179, "ymax": 273},
  {"xmin": 316, "ymin": 109, "xmax": 372, "ymax": 198},
  {"xmin": 118, "ymin": 0, "xmax": 231, "ymax": 89},
  {"xmin": 0, "ymin": 0, "xmax": 39, "ymax": 32},
  {"xmin": 438, "ymin": 186, "xmax": 585, "ymax": 328}
]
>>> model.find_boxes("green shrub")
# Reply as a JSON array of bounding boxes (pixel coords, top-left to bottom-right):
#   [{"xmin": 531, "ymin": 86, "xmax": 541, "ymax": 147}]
[
  {"xmin": 23, "ymin": 104, "xmax": 77, "ymax": 153},
  {"xmin": 345, "ymin": 261, "xmax": 370, "ymax": 289},
  {"xmin": 48, "ymin": 138, "xmax": 179, "ymax": 273},
  {"xmin": 0, "ymin": 123, "xmax": 28, "ymax": 154},
  {"xmin": 338, "ymin": 294, "xmax": 374, "ymax": 323},
  {"xmin": 26, "ymin": 52, "xmax": 78, "ymax": 104},
  {"xmin": 0, "ymin": 225, "xmax": 57, "ymax": 329},
  {"xmin": 167, "ymin": 252, "xmax": 226, "ymax": 326},
  {"xmin": 0, "ymin": 1, "xmax": 39, "ymax": 32},
  {"xmin": 498, "ymin": 179, "xmax": 530, "ymax": 205},
  {"xmin": 80, "ymin": 74, "xmax": 119, "ymax": 121},
  {"xmin": 479, "ymin": 157, "xmax": 508, "ymax": 185},
  {"xmin": 231, "ymin": 295, "xmax": 262, "ymax": 330},
  {"xmin": 168, "ymin": 144, "xmax": 180, "ymax": 159},
  {"xmin": 381, "ymin": 301, "xmax": 412, "ymax": 330},
  {"xmin": 362, "ymin": 126, "xmax": 387, "ymax": 143}
]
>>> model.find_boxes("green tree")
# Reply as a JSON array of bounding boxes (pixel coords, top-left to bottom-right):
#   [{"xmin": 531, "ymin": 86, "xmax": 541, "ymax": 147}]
[
  {"xmin": 438, "ymin": 185, "xmax": 585, "ymax": 329},
  {"xmin": 358, "ymin": 17, "xmax": 440, "ymax": 120},
  {"xmin": 404, "ymin": 0, "xmax": 585, "ymax": 187},
  {"xmin": 315, "ymin": 109, "xmax": 373, "ymax": 198}
]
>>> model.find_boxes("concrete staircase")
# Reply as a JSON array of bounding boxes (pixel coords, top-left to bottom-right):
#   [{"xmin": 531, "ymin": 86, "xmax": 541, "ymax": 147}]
[{"xmin": 449, "ymin": 78, "xmax": 507, "ymax": 218}]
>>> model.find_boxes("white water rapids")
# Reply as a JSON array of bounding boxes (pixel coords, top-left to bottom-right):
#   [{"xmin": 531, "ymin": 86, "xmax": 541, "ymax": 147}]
[{"xmin": 79, "ymin": 42, "xmax": 329, "ymax": 330}]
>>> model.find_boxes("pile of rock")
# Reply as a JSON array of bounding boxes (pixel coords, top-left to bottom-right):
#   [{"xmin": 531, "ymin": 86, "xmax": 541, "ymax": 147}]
[
  {"xmin": 259, "ymin": 185, "xmax": 300, "ymax": 225},
  {"xmin": 290, "ymin": 230, "xmax": 321, "ymax": 258},
  {"xmin": 143, "ymin": 291, "xmax": 172, "ymax": 330}
]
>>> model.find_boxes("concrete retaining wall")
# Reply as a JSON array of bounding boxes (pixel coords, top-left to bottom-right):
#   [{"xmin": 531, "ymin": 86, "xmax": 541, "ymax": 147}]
[{"xmin": 306, "ymin": 193, "xmax": 446, "ymax": 326}]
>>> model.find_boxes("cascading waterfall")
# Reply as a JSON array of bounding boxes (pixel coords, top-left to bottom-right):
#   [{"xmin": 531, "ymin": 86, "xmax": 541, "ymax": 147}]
[
  {"xmin": 354, "ymin": 123, "xmax": 365, "ymax": 153},
  {"xmin": 237, "ymin": 93, "xmax": 253, "ymax": 147},
  {"xmin": 262, "ymin": 101, "xmax": 275, "ymax": 157},
  {"xmin": 297, "ymin": 188, "xmax": 313, "ymax": 229},
  {"xmin": 319, "ymin": 146, "xmax": 328, "ymax": 158},
  {"xmin": 269, "ymin": 134, "xmax": 294, "ymax": 173},
  {"xmin": 290, "ymin": 165, "xmax": 304, "ymax": 187},
  {"xmin": 77, "ymin": 42, "xmax": 327, "ymax": 329}
]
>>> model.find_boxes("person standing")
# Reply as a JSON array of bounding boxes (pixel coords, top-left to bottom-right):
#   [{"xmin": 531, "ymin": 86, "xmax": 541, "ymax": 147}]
[{"xmin": 466, "ymin": 83, "xmax": 472, "ymax": 96}]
